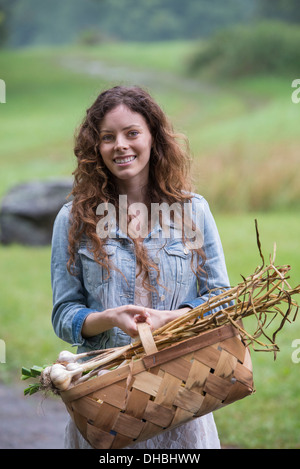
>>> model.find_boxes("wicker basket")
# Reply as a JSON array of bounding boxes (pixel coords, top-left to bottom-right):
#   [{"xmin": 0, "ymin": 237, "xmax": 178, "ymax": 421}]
[{"xmin": 60, "ymin": 322, "xmax": 254, "ymax": 449}]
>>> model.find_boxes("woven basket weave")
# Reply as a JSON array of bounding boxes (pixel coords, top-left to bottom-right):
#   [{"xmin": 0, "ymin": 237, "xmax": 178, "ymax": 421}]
[{"xmin": 60, "ymin": 322, "xmax": 254, "ymax": 449}]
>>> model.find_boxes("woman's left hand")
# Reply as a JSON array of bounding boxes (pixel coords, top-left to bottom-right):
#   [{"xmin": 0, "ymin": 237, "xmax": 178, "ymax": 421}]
[{"xmin": 135, "ymin": 306, "xmax": 191, "ymax": 332}]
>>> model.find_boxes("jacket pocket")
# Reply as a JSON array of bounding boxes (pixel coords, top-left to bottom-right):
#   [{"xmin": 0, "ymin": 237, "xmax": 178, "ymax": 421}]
[
  {"xmin": 78, "ymin": 244, "xmax": 115, "ymax": 289},
  {"xmin": 163, "ymin": 240, "xmax": 193, "ymax": 286}
]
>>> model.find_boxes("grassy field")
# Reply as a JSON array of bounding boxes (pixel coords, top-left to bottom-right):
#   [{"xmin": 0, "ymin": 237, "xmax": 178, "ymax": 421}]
[
  {"xmin": 1, "ymin": 42, "xmax": 299, "ymax": 209},
  {"xmin": 0, "ymin": 41, "xmax": 299, "ymax": 448}
]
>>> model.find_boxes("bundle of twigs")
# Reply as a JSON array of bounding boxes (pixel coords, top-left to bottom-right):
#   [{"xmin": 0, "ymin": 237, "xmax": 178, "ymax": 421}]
[{"xmin": 89, "ymin": 259, "xmax": 298, "ymax": 371}]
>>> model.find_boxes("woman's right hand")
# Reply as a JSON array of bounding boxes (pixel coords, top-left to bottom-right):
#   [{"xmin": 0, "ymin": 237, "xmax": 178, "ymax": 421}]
[{"xmin": 81, "ymin": 305, "xmax": 151, "ymax": 339}]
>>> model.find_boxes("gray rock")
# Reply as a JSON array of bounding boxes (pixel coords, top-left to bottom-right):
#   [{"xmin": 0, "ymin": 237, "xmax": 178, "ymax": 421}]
[{"xmin": 0, "ymin": 179, "xmax": 73, "ymax": 245}]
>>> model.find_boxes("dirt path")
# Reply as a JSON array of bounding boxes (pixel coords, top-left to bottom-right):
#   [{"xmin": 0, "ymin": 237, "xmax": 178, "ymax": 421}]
[
  {"xmin": 0, "ymin": 382, "xmax": 68, "ymax": 449},
  {"xmin": 0, "ymin": 382, "xmax": 239, "ymax": 450},
  {"xmin": 60, "ymin": 56, "xmax": 214, "ymax": 95}
]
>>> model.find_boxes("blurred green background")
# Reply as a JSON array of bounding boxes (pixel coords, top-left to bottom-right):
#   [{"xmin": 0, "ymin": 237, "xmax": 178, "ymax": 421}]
[{"xmin": 0, "ymin": 0, "xmax": 299, "ymax": 449}]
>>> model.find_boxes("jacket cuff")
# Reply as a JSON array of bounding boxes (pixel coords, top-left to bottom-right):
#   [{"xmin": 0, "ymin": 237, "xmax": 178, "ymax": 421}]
[
  {"xmin": 178, "ymin": 297, "xmax": 212, "ymax": 316},
  {"xmin": 72, "ymin": 307, "xmax": 98, "ymax": 346}
]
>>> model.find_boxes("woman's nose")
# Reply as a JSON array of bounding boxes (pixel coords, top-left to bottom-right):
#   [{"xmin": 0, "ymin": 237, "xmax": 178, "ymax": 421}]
[{"xmin": 114, "ymin": 135, "xmax": 129, "ymax": 151}]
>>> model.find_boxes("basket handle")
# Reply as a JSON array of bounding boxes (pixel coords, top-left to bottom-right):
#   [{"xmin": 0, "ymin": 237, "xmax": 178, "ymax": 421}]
[{"xmin": 137, "ymin": 322, "xmax": 158, "ymax": 355}]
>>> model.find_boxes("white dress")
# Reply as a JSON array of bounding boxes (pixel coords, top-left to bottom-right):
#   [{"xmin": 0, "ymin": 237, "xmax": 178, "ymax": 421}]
[{"xmin": 64, "ymin": 271, "xmax": 221, "ymax": 449}]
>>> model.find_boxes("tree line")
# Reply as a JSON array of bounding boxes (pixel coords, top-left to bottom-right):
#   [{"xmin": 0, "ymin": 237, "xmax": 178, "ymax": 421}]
[{"xmin": 0, "ymin": 0, "xmax": 299, "ymax": 47}]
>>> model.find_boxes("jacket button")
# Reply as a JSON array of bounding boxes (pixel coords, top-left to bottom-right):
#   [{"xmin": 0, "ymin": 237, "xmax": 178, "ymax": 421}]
[
  {"xmin": 154, "ymin": 256, "xmax": 160, "ymax": 264},
  {"xmin": 183, "ymin": 247, "xmax": 189, "ymax": 255},
  {"xmin": 160, "ymin": 294, "xmax": 166, "ymax": 301}
]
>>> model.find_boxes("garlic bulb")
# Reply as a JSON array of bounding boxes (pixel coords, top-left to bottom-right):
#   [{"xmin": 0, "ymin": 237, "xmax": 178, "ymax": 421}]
[
  {"xmin": 66, "ymin": 362, "xmax": 82, "ymax": 382},
  {"xmin": 57, "ymin": 350, "xmax": 78, "ymax": 364},
  {"xmin": 50, "ymin": 364, "xmax": 72, "ymax": 391},
  {"xmin": 39, "ymin": 365, "xmax": 53, "ymax": 389}
]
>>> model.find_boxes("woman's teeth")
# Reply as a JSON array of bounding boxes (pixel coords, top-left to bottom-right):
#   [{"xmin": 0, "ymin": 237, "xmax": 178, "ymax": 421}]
[{"xmin": 114, "ymin": 156, "xmax": 136, "ymax": 164}]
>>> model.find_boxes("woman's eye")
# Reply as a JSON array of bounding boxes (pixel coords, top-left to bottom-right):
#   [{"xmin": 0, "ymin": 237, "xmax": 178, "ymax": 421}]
[
  {"xmin": 128, "ymin": 130, "xmax": 139, "ymax": 137},
  {"xmin": 101, "ymin": 134, "xmax": 113, "ymax": 142}
]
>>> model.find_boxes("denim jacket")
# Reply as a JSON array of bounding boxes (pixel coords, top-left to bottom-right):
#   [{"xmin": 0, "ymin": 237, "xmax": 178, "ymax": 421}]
[{"xmin": 51, "ymin": 193, "xmax": 230, "ymax": 354}]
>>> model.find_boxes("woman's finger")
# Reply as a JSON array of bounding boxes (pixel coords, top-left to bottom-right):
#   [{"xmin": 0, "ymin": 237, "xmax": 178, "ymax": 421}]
[{"xmin": 133, "ymin": 312, "xmax": 151, "ymax": 323}]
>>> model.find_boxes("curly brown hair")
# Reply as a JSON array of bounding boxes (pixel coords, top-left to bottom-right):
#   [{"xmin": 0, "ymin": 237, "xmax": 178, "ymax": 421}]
[{"xmin": 68, "ymin": 86, "xmax": 204, "ymax": 288}]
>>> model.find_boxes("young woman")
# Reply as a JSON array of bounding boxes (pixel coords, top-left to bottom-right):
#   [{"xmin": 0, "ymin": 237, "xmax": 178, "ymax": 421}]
[{"xmin": 51, "ymin": 86, "xmax": 230, "ymax": 449}]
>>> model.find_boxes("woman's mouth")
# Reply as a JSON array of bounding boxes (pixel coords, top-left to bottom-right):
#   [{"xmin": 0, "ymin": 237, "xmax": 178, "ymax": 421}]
[{"xmin": 113, "ymin": 155, "xmax": 136, "ymax": 166}]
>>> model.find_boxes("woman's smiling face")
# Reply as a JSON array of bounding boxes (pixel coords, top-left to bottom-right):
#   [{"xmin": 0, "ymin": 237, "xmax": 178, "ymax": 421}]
[{"xmin": 99, "ymin": 104, "xmax": 153, "ymax": 189}]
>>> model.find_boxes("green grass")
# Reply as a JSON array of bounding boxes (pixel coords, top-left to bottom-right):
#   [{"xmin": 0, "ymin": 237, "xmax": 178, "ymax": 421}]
[
  {"xmin": 216, "ymin": 212, "xmax": 300, "ymax": 286},
  {"xmin": 0, "ymin": 41, "xmax": 299, "ymax": 448},
  {"xmin": 0, "ymin": 245, "xmax": 72, "ymax": 382}
]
